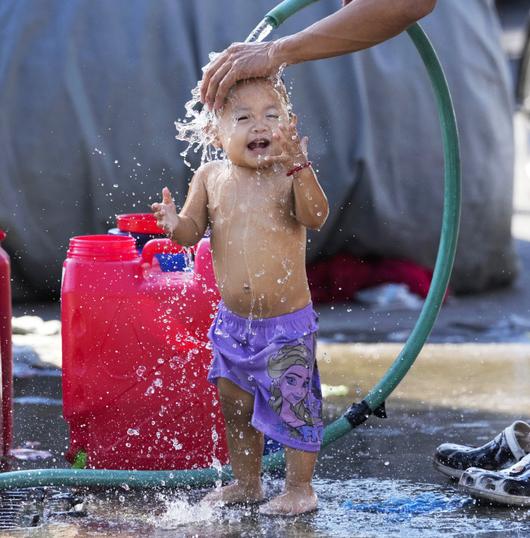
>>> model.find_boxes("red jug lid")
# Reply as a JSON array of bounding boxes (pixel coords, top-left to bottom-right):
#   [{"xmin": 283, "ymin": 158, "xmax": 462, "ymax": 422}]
[
  {"xmin": 116, "ymin": 213, "xmax": 164, "ymax": 235},
  {"xmin": 0, "ymin": 230, "xmax": 5, "ymax": 242}
]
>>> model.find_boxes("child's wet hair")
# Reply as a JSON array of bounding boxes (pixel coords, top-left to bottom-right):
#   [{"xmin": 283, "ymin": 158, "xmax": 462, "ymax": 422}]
[{"xmin": 218, "ymin": 75, "xmax": 292, "ymax": 118}]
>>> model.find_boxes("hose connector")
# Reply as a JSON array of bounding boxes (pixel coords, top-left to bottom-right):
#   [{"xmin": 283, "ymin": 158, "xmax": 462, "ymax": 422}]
[
  {"xmin": 343, "ymin": 400, "xmax": 387, "ymax": 429},
  {"xmin": 265, "ymin": 0, "xmax": 319, "ymax": 28}
]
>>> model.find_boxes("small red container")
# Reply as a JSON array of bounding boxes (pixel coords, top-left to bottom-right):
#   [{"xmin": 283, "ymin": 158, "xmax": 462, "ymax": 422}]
[
  {"xmin": 0, "ymin": 230, "xmax": 13, "ymax": 461},
  {"xmin": 61, "ymin": 234, "xmax": 227, "ymax": 470},
  {"xmin": 108, "ymin": 213, "xmax": 166, "ymax": 251},
  {"xmin": 116, "ymin": 213, "xmax": 164, "ymax": 236}
]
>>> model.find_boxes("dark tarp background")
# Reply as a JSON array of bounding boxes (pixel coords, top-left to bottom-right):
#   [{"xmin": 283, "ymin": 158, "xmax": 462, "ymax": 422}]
[{"xmin": 0, "ymin": 0, "xmax": 517, "ymax": 301}]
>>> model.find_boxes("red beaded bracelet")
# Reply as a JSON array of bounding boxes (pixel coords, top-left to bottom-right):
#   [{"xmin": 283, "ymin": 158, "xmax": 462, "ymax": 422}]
[{"xmin": 286, "ymin": 160, "xmax": 312, "ymax": 177}]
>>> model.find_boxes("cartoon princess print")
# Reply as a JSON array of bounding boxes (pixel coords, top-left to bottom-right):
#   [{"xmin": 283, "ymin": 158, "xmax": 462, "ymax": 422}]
[{"xmin": 267, "ymin": 343, "xmax": 323, "ymax": 443}]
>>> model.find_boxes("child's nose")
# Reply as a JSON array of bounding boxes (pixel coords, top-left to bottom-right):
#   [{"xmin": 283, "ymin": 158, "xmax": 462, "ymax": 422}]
[{"xmin": 251, "ymin": 121, "xmax": 267, "ymax": 133}]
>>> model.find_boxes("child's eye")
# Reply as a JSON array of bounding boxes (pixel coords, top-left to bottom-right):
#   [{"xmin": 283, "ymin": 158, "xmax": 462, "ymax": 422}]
[
  {"xmin": 267, "ymin": 114, "xmax": 279, "ymax": 119},
  {"xmin": 236, "ymin": 115, "xmax": 249, "ymax": 122}
]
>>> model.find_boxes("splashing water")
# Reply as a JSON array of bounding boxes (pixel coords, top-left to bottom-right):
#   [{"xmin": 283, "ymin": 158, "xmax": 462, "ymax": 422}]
[
  {"xmin": 152, "ymin": 496, "xmax": 217, "ymax": 529},
  {"xmin": 174, "ymin": 19, "xmax": 275, "ymax": 170},
  {"xmin": 174, "ymin": 71, "xmax": 222, "ymax": 170}
]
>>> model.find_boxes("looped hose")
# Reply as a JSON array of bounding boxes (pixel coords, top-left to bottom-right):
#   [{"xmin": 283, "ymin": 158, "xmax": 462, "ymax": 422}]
[{"xmin": 0, "ymin": 3, "xmax": 460, "ymax": 490}]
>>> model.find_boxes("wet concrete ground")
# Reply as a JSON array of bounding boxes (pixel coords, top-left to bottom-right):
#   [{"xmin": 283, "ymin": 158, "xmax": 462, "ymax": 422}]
[{"xmin": 2, "ymin": 342, "xmax": 530, "ymax": 536}]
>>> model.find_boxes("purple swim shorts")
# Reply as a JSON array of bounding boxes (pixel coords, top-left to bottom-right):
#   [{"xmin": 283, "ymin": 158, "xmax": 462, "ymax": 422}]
[{"xmin": 207, "ymin": 301, "xmax": 323, "ymax": 452}]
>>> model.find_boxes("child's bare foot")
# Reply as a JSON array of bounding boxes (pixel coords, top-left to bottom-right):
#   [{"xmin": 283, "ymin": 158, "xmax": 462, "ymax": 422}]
[
  {"xmin": 259, "ymin": 484, "xmax": 318, "ymax": 516},
  {"xmin": 202, "ymin": 481, "xmax": 264, "ymax": 506}
]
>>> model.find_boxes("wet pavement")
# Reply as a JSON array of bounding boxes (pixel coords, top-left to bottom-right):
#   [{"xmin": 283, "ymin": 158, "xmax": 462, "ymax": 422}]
[{"xmin": 1, "ymin": 339, "xmax": 529, "ymax": 536}]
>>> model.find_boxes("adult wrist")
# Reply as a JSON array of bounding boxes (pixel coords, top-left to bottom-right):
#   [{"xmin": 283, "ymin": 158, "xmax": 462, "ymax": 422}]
[{"xmin": 272, "ymin": 35, "xmax": 301, "ymax": 67}]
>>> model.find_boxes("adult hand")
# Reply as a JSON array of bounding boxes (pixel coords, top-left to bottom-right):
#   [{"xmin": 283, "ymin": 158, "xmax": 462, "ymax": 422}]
[{"xmin": 200, "ymin": 41, "xmax": 283, "ymax": 111}]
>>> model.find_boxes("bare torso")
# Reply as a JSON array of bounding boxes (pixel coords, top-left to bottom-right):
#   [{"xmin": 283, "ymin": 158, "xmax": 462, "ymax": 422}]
[{"xmin": 204, "ymin": 161, "xmax": 311, "ymax": 318}]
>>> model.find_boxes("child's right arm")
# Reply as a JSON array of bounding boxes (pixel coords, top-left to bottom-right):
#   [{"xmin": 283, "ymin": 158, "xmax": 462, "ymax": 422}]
[{"xmin": 151, "ymin": 165, "xmax": 209, "ymax": 247}]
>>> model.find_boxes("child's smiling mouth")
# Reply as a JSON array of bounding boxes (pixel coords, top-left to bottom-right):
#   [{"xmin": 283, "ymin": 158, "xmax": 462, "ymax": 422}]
[{"xmin": 247, "ymin": 138, "xmax": 271, "ymax": 154}]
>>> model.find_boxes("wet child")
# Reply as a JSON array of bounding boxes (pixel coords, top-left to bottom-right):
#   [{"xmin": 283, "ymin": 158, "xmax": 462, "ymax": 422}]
[{"xmin": 151, "ymin": 77, "xmax": 328, "ymax": 516}]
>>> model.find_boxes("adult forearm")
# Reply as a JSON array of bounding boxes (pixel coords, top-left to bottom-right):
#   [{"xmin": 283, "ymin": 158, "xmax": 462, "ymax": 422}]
[{"xmin": 272, "ymin": 0, "xmax": 436, "ymax": 65}]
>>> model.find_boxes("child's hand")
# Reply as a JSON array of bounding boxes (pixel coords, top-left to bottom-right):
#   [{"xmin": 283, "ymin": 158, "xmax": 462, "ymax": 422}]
[
  {"xmin": 151, "ymin": 187, "xmax": 179, "ymax": 238},
  {"xmin": 262, "ymin": 120, "xmax": 309, "ymax": 171}
]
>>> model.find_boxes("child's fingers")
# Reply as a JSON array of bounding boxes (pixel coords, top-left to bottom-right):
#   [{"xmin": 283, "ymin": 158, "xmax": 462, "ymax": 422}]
[
  {"xmin": 153, "ymin": 206, "xmax": 165, "ymax": 221},
  {"xmin": 262, "ymin": 152, "xmax": 290, "ymax": 165},
  {"xmin": 279, "ymin": 123, "xmax": 301, "ymax": 154},
  {"xmin": 300, "ymin": 136, "xmax": 309, "ymax": 157},
  {"xmin": 274, "ymin": 125, "xmax": 288, "ymax": 145},
  {"xmin": 283, "ymin": 121, "xmax": 298, "ymax": 140},
  {"xmin": 162, "ymin": 187, "xmax": 173, "ymax": 205},
  {"xmin": 276, "ymin": 125, "xmax": 298, "ymax": 156}
]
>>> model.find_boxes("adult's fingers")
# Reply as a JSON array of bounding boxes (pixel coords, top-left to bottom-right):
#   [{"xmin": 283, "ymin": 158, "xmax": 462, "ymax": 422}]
[
  {"xmin": 200, "ymin": 41, "xmax": 279, "ymax": 109},
  {"xmin": 205, "ymin": 62, "xmax": 234, "ymax": 110},
  {"xmin": 200, "ymin": 47, "xmax": 237, "ymax": 104}
]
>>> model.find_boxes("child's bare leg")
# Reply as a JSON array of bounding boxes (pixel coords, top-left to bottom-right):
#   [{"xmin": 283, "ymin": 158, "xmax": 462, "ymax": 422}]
[
  {"xmin": 203, "ymin": 377, "xmax": 264, "ymax": 504},
  {"xmin": 259, "ymin": 447, "xmax": 318, "ymax": 515}
]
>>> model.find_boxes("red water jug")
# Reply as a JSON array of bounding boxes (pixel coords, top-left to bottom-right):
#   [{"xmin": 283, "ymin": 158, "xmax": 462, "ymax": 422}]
[
  {"xmin": 61, "ymin": 234, "xmax": 227, "ymax": 470},
  {"xmin": 0, "ymin": 230, "xmax": 13, "ymax": 462}
]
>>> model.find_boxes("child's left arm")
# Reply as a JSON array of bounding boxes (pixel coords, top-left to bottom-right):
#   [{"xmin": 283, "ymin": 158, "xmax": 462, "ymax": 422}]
[{"xmin": 267, "ymin": 122, "xmax": 329, "ymax": 230}]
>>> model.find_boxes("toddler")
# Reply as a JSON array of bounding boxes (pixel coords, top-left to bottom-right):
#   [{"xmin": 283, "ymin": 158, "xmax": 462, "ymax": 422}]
[{"xmin": 151, "ymin": 77, "xmax": 329, "ymax": 516}]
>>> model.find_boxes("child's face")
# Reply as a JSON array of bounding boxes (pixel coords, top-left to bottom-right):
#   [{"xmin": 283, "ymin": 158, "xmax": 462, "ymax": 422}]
[{"xmin": 214, "ymin": 79, "xmax": 290, "ymax": 169}]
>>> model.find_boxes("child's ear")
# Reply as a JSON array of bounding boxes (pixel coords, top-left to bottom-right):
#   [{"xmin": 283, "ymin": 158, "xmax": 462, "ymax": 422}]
[
  {"xmin": 289, "ymin": 112, "xmax": 298, "ymax": 127},
  {"xmin": 206, "ymin": 124, "xmax": 223, "ymax": 149},
  {"xmin": 211, "ymin": 134, "xmax": 223, "ymax": 150}
]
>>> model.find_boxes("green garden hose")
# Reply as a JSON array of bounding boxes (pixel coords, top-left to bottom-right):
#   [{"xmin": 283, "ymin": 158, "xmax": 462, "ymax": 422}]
[{"xmin": 0, "ymin": 0, "xmax": 460, "ymax": 490}]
